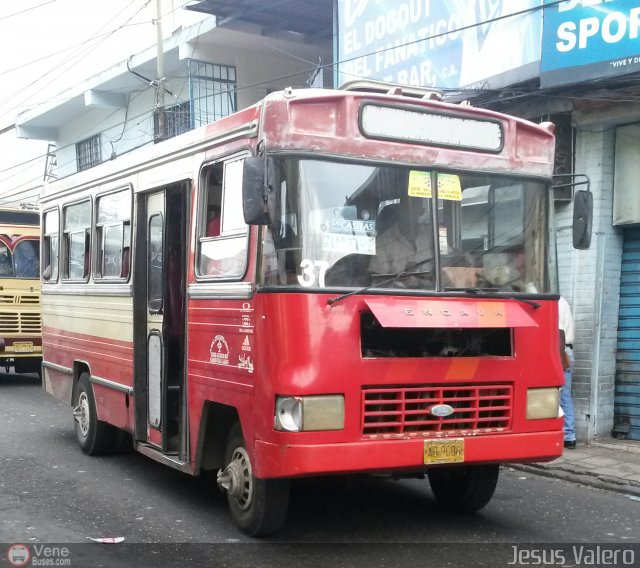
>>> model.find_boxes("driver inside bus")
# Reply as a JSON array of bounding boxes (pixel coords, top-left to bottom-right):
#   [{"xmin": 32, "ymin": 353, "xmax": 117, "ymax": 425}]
[{"xmin": 369, "ymin": 196, "xmax": 433, "ymax": 287}]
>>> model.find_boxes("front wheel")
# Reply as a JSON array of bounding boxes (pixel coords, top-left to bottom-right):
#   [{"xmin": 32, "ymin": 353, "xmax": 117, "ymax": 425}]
[
  {"xmin": 428, "ymin": 464, "xmax": 499, "ymax": 513},
  {"xmin": 73, "ymin": 373, "xmax": 116, "ymax": 456},
  {"xmin": 218, "ymin": 424, "xmax": 289, "ymax": 537}
]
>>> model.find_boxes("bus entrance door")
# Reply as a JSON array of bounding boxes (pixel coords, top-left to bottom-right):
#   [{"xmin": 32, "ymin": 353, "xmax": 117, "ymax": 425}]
[{"xmin": 135, "ymin": 187, "xmax": 187, "ymax": 456}]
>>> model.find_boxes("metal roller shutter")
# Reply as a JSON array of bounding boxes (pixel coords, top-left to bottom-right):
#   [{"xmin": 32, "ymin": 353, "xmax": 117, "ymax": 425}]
[{"xmin": 614, "ymin": 228, "xmax": 640, "ymax": 440}]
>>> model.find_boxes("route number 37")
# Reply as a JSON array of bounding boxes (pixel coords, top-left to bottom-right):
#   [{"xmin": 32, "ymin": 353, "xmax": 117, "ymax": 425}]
[{"xmin": 297, "ymin": 259, "xmax": 329, "ymax": 288}]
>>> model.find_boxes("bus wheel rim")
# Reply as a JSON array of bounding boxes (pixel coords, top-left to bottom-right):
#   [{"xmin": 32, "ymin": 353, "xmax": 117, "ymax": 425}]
[
  {"xmin": 73, "ymin": 392, "xmax": 90, "ymax": 438},
  {"xmin": 228, "ymin": 447, "xmax": 253, "ymax": 510}
]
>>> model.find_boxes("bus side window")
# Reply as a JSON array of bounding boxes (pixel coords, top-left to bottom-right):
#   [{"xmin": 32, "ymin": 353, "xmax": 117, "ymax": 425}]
[
  {"xmin": 198, "ymin": 160, "xmax": 248, "ymax": 278},
  {"xmin": 83, "ymin": 230, "xmax": 91, "ymax": 277},
  {"xmin": 96, "ymin": 189, "xmax": 132, "ymax": 280},
  {"xmin": 63, "ymin": 200, "xmax": 91, "ymax": 281},
  {"xmin": 43, "ymin": 209, "xmax": 59, "ymax": 282}
]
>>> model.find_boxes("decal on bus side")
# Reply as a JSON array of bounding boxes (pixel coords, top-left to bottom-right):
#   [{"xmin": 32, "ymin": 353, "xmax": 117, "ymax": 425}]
[
  {"xmin": 210, "ymin": 335, "xmax": 230, "ymax": 365},
  {"xmin": 238, "ymin": 354, "xmax": 254, "ymax": 373}
]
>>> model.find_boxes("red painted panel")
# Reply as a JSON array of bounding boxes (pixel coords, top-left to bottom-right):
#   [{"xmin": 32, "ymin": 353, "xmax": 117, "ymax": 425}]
[
  {"xmin": 184, "ymin": 290, "xmax": 562, "ymax": 476},
  {"xmin": 364, "ymin": 298, "xmax": 538, "ymax": 328},
  {"xmin": 92, "ymin": 384, "xmax": 132, "ymax": 431},
  {"xmin": 42, "ymin": 326, "xmax": 134, "ymax": 432},
  {"xmin": 254, "ymin": 430, "xmax": 563, "ymax": 478},
  {"xmin": 42, "ymin": 326, "xmax": 133, "ymax": 386}
]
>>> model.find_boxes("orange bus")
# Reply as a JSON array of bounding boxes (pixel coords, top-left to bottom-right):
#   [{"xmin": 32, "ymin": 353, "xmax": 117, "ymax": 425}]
[
  {"xmin": 0, "ymin": 208, "xmax": 41, "ymax": 376},
  {"xmin": 40, "ymin": 84, "xmax": 590, "ymax": 536}
]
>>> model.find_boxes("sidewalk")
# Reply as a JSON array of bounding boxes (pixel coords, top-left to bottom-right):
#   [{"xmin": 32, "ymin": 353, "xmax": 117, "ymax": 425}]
[{"xmin": 511, "ymin": 439, "xmax": 640, "ymax": 498}]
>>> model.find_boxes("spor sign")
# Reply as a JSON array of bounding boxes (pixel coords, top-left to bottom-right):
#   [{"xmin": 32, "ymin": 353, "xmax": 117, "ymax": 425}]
[{"xmin": 541, "ymin": 0, "xmax": 640, "ymax": 88}]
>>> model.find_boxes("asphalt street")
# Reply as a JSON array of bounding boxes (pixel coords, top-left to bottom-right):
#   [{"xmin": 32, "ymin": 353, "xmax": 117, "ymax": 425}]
[{"xmin": 1, "ymin": 372, "xmax": 639, "ymax": 567}]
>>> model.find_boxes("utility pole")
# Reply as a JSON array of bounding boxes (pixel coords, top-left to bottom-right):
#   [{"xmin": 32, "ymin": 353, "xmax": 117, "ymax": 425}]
[{"xmin": 155, "ymin": 0, "xmax": 165, "ymax": 141}]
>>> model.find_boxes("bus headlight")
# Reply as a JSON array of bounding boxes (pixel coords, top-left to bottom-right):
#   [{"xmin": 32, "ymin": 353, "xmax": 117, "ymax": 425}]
[
  {"xmin": 526, "ymin": 388, "xmax": 560, "ymax": 420},
  {"xmin": 275, "ymin": 395, "xmax": 345, "ymax": 432}
]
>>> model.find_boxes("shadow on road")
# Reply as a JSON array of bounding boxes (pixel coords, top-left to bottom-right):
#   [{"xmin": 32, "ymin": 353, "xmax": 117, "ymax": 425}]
[{"xmin": 0, "ymin": 371, "xmax": 41, "ymax": 386}]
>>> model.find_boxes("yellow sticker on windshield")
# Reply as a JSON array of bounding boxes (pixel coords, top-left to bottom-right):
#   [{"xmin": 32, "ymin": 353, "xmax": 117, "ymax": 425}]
[
  {"xmin": 408, "ymin": 172, "xmax": 461, "ymax": 201},
  {"xmin": 408, "ymin": 171, "xmax": 432, "ymax": 198},
  {"xmin": 438, "ymin": 174, "xmax": 462, "ymax": 201}
]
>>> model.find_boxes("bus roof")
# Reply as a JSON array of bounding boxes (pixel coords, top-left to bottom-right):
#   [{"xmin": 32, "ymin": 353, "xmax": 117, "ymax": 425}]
[{"xmin": 41, "ymin": 87, "xmax": 556, "ymax": 203}]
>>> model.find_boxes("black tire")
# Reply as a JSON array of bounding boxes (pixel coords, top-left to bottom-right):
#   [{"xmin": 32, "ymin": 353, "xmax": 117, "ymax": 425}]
[
  {"xmin": 73, "ymin": 373, "xmax": 116, "ymax": 456},
  {"xmin": 221, "ymin": 423, "xmax": 289, "ymax": 537},
  {"xmin": 428, "ymin": 464, "xmax": 499, "ymax": 513}
]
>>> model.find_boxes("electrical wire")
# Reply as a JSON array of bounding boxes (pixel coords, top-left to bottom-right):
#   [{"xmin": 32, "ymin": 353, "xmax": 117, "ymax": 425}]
[
  {"xmin": 0, "ymin": 0, "xmax": 59, "ymax": 22},
  {"xmin": 2, "ymin": 0, "xmax": 637, "ymax": 200},
  {"xmin": 0, "ymin": 1, "xmax": 193, "ymax": 82},
  {"xmin": 0, "ymin": 21, "xmax": 150, "ymax": 79},
  {"xmin": 0, "ymin": 0, "xmax": 150, "ymax": 118}
]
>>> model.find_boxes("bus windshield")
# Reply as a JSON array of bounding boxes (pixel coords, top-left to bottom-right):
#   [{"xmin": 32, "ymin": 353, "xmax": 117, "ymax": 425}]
[
  {"xmin": 0, "ymin": 238, "xmax": 40, "ymax": 279},
  {"xmin": 261, "ymin": 157, "xmax": 555, "ymax": 294}
]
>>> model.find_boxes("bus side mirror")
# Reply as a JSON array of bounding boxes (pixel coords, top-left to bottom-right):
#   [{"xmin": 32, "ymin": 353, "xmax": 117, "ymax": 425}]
[
  {"xmin": 242, "ymin": 157, "xmax": 273, "ymax": 225},
  {"xmin": 553, "ymin": 173, "xmax": 592, "ymax": 250},
  {"xmin": 573, "ymin": 189, "xmax": 592, "ymax": 250}
]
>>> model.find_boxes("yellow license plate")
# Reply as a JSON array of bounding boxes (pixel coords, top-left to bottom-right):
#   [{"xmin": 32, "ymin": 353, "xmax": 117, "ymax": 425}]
[
  {"xmin": 13, "ymin": 342, "xmax": 34, "ymax": 353},
  {"xmin": 424, "ymin": 438, "xmax": 465, "ymax": 465}
]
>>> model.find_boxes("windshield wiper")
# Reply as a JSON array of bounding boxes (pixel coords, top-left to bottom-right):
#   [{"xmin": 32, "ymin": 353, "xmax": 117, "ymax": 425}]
[{"xmin": 327, "ymin": 270, "xmax": 431, "ymax": 306}]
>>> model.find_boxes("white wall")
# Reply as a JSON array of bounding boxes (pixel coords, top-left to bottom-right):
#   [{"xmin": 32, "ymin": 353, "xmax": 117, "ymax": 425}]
[{"xmin": 52, "ymin": 29, "xmax": 332, "ymax": 178}]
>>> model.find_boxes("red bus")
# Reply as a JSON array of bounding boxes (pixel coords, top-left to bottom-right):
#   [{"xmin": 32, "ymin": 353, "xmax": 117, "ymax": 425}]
[{"xmin": 40, "ymin": 84, "xmax": 591, "ymax": 536}]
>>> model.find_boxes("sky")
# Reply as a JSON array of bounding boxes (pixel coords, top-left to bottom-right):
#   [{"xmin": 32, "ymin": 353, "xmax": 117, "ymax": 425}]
[{"xmin": 0, "ymin": 0, "xmax": 205, "ymax": 206}]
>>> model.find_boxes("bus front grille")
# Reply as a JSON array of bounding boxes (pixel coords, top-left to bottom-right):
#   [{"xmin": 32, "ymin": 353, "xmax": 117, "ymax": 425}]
[
  {"xmin": 362, "ymin": 384, "xmax": 513, "ymax": 436},
  {"xmin": 0, "ymin": 312, "xmax": 42, "ymax": 334},
  {"xmin": 0, "ymin": 294, "xmax": 40, "ymax": 304}
]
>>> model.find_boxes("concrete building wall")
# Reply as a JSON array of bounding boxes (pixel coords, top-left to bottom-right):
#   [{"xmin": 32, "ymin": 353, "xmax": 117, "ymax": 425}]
[
  {"xmin": 558, "ymin": 117, "xmax": 625, "ymax": 442},
  {"xmin": 52, "ymin": 31, "xmax": 332, "ymax": 178},
  {"xmin": 504, "ymin": 97, "xmax": 640, "ymax": 443}
]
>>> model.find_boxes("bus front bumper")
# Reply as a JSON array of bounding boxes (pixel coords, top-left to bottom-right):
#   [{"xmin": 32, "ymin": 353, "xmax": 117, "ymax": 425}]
[{"xmin": 254, "ymin": 430, "xmax": 563, "ymax": 478}]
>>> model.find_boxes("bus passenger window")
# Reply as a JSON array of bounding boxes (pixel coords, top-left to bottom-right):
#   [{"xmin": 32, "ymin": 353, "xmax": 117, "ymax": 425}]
[
  {"xmin": 148, "ymin": 214, "xmax": 163, "ymax": 311},
  {"xmin": 200, "ymin": 237, "xmax": 246, "ymax": 277},
  {"xmin": 96, "ymin": 189, "xmax": 132, "ymax": 280},
  {"xmin": 63, "ymin": 200, "xmax": 91, "ymax": 281},
  {"xmin": 197, "ymin": 159, "xmax": 248, "ymax": 278},
  {"xmin": 43, "ymin": 210, "xmax": 59, "ymax": 282}
]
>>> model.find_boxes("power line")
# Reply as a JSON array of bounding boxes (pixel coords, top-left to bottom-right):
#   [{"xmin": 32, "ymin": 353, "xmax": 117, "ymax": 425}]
[
  {"xmin": 0, "ymin": 0, "xmax": 58, "ymax": 22},
  {"xmin": 0, "ymin": 0, "xmax": 149, "ymax": 118},
  {"xmin": 0, "ymin": 0, "xmax": 193, "ymax": 79},
  {"xmin": 0, "ymin": 22, "xmax": 149, "ymax": 79},
  {"xmin": 3, "ymin": 0, "xmax": 630, "ymax": 195}
]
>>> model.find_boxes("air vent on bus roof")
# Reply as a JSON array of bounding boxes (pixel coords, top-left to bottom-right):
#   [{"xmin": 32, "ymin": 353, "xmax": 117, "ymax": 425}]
[{"xmin": 340, "ymin": 79, "xmax": 442, "ymax": 101}]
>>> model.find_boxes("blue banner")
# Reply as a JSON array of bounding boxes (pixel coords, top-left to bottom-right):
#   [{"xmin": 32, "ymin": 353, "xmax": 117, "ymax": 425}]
[
  {"xmin": 541, "ymin": 0, "xmax": 640, "ymax": 88},
  {"xmin": 337, "ymin": 0, "xmax": 542, "ymax": 90}
]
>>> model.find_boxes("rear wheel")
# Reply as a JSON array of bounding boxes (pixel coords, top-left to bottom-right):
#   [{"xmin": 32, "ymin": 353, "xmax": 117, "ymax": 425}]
[
  {"xmin": 428, "ymin": 464, "xmax": 499, "ymax": 513},
  {"xmin": 73, "ymin": 373, "xmax": 116, "ymax": 455},
  {"xmin": 218, "ymin": 423, "xmax": 289, "ymax": 537}
]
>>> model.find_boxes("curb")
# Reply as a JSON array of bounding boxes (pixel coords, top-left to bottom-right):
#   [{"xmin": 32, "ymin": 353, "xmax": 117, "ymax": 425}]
[{"xmin": 509, "ymin": 463, "xmax": 640, "ymax": 499}]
